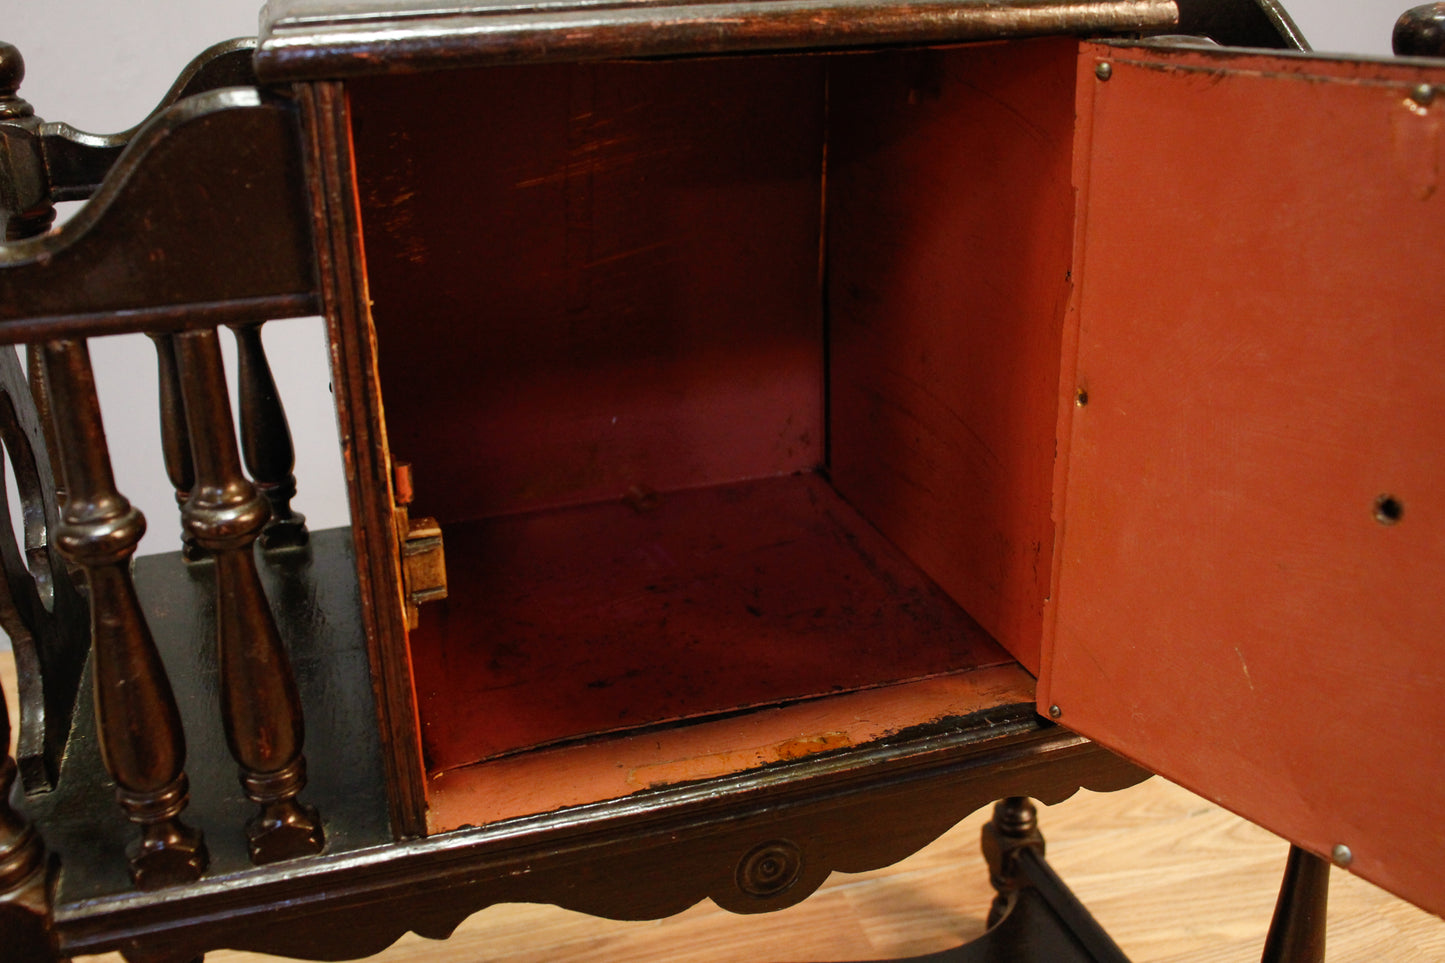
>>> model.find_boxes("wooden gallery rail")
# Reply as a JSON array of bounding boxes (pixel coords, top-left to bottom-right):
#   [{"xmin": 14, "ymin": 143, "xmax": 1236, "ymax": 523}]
[{"xmin": 0, "ymin": 36, "xmax": 334, "ymax": 947}]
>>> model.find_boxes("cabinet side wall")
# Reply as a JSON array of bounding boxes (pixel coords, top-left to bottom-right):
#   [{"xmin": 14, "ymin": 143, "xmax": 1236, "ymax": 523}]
[
  {"xmin": 304, "ymin": 82, "xmax": 430, "ymax": 836},
  {"xmin": 826, "ymin": 38, "xmax": 1080, "ymax": 675}
]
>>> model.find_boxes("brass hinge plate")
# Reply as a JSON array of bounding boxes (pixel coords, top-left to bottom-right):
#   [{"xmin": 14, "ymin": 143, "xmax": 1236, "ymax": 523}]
[{"xmin": 393, "ymin": 461, "xmax": 447, "ymax": 630}]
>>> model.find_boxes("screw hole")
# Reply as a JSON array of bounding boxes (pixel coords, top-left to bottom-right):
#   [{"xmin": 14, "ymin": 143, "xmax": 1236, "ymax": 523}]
[
  {"xmin": 1075, "ymin": 388, "xmax": 1089, "ymax": 407},
  {"xmin": 1374, "ymin": 495, "xmax": 1403, "ymax": 525}
]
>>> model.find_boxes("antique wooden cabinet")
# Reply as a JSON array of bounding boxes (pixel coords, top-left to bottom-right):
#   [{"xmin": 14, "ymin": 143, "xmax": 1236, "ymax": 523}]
[{"xmin": 1, "ymin": 0, "xmax": 1443, "ymax": 960}]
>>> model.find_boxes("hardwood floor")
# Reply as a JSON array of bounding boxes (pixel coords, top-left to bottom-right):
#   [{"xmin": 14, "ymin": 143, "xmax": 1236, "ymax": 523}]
[{"xmin": 6, "ymin": 657, "xmax": 1441, "ymax": 961}]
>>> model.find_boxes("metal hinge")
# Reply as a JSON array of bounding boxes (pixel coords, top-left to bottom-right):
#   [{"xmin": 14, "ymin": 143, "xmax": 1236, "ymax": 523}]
[{"xmin": 393, "ymin": 461, "xmax": 447, "ymax": 630}]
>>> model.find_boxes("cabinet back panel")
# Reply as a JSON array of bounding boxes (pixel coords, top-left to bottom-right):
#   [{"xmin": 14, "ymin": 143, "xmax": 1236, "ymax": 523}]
[{"xmin": 349, "ymin": 57, "xmax": 827, "ymax": 524}]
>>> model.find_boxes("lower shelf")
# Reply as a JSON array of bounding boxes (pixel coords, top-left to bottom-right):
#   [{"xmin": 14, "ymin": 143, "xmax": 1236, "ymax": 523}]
[
  {"xmin": 30, "ymin": 528, "xmax": 391, "ymax": 907},
  {"xmin": 427, "ymin": 664, "xmax": 1039, "ymax": 832},
  {"xmin": 410, "ymin": 472, "xmax": 1014, "ymax": 774},
  {"xmin": 21, "ymin": 524, "xmax": 1147, "ymax": 963}
]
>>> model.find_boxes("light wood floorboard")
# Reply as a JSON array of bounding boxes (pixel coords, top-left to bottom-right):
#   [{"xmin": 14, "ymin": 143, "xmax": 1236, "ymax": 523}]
[{"xmin": 6, "ymin": 657, "xmax": 1442, "ymax": 961}]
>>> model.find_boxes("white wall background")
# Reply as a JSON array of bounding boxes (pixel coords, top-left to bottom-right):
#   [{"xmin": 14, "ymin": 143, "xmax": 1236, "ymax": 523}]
[
  {"xmin": 4, "ymin": 2, "xmax": 352, "ymax": 573},
  {"xmin": 0, "ymin": 0, "xmax": 1421, "ymax": 652}
]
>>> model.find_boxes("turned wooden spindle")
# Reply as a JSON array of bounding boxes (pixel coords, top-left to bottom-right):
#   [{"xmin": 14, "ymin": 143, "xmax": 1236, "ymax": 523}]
[
  {"xmin": 24, "ymin": 347, "xmax": 62, "ymax": 514},
  {"xmin": 147, "ymin": 333, "xmax": 205, "ymax": 561},
  {"xmin": 6, "ymin": 53, "xmax": 63, "ymax": 523},
  {"xmin": 175, "ymin": 327, "xmax": 323, "ymax": 864},
  {"xmin": 230, "ymin": 321, "xmax": 308, "ymax": 551},
  {"xmin": 40, "ymin": 338, "xmax": 207, "ymax": 889},
  {"xmin": 1, "ymin": 674, "xmax": 52, "ymax": 961},
  {"xmin": 1, "ymin": 677, "xmax": 44, "ymax": 893}
]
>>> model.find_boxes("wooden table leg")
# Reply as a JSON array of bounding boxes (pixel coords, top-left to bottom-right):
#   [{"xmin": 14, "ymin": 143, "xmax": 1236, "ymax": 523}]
[{"xmin": 1260, "ymin": 845, "xmax": 1329, "ymax": 963}]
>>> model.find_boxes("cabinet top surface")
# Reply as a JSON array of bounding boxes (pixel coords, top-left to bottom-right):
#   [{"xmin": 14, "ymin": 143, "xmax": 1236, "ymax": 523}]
[{"xmin": 256, "ymin": 0, "xmax": 1177, "ymax": 79}]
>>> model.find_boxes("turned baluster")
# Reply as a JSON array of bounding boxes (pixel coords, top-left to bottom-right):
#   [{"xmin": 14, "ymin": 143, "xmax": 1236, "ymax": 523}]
[
  {"xmin": 230, "ymin": 321, "xmax": 308, "ymax": 551},
  {"xmin": 24, "ymin": 348, "xmax": 62, "ymax": 513},
  {"xmin": 40, "ymin": 338, "xmax": 207, "ymax": 888},
  {"xmin": 1, "ymin": 672, "xmax": 44, "ymax": 890},
  {"xmin": 148, "ymin": 333, "xmax": 205, "ymax": 561},
  {"xmin": 175, "ymin": 327, "xmax": 323, "ymax": 863},
  {"xmin": 1, "ymin": 675, "xmax": 52, "ymax": 960}
]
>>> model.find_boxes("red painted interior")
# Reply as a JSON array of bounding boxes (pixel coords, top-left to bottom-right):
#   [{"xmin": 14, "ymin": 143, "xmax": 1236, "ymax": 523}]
[
  {"xmin": 827, "ymin": 39, "xmax": 1077, "ymax": 675},
  {"xmin": 412, "ymin": 473, "xmax": 1011, "ymax": 773},
  {"xmin": 425, "ymin": 665, "xmax": 1036, "ymax": 833},
  {"xmin": 1046, "ymin": 44, "xmax": 1445, "ymax": 917},
  {"xmin": 346, "ymin": 37, "xmax": 1445, "ymax": 914},
  {"xmin": 348, "ymin": 57, "xmax": 827, "ymax": 523},
  {"xmin": 348, "ymin": 42, "xmax": 1078, "ymax": 821}
]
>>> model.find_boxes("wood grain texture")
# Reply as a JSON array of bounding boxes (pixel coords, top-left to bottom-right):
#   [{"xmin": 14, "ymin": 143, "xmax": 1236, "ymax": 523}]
[
  {"xmin": 26, "ymin": 529, "xmax": 391, "ymax": 918},
  {"xmin": 1043, "ymin": 43, "xmax": 1445, "ymax": 918},
  {"xmin": 425, "ymin": 667, "xmax": 1036, "ymax": 832},
  {"xmin": 0, "ymin": 89, "xmax": 317, "ymax": 341},
  {"xmin": 256, "ymin": 0, "xmax": 1177, "ymax": 79},
  {"xmin": 301, "ymin": 81, "xmax": 428, "ymax": 838},
  {"xmin": 827, "ymin": 38, "xmax": 1079, "ymax": 676},
  {"xmin": 411, "ymin": 473, "xmax": 1010, "ymax": 779}
]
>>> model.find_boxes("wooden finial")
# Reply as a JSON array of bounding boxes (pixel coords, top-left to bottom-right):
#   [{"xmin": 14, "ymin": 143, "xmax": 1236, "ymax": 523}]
[
  {"xmin": 1394, "ymin": 3, "xmax": 1445, "ymax": 57},
  {"xmin": 0, "ymin": 42, "xmax": 34, "ymax": 120}
]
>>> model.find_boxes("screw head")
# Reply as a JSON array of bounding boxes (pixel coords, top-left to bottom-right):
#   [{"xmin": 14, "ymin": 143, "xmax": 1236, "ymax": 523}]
[
  {"xmin": 1095, "ymin": 61, "xmax": 1113, "ymax": 81},
  {"xmin": 1332, "ymin": 843, "xmax": 1353, "ymax": 867},
  {"xmin": 1048, "ymin": 704, "xmax": 1062, "ymax": 719},
  {"xmin": 1411, "ymin": 83, "xmax": 1436, "ymax": 106}
]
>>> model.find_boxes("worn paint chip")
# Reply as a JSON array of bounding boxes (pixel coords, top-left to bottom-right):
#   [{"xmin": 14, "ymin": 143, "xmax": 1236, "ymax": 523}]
[{"xmin": 627, "ymin": 731, "xmax": 853, "ymax": 788}]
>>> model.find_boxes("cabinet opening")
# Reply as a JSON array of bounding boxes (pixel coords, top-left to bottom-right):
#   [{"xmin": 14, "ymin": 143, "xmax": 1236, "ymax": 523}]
[{"xmin": 347, "ymin": 37, "xmax": 1079, "ymax": 829}]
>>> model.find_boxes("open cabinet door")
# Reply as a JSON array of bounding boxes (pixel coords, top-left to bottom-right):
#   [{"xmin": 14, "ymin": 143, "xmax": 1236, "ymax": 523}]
[{"xmin": 1044, "ymin": 42, "xmax": 1445, "ymax": 915}]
